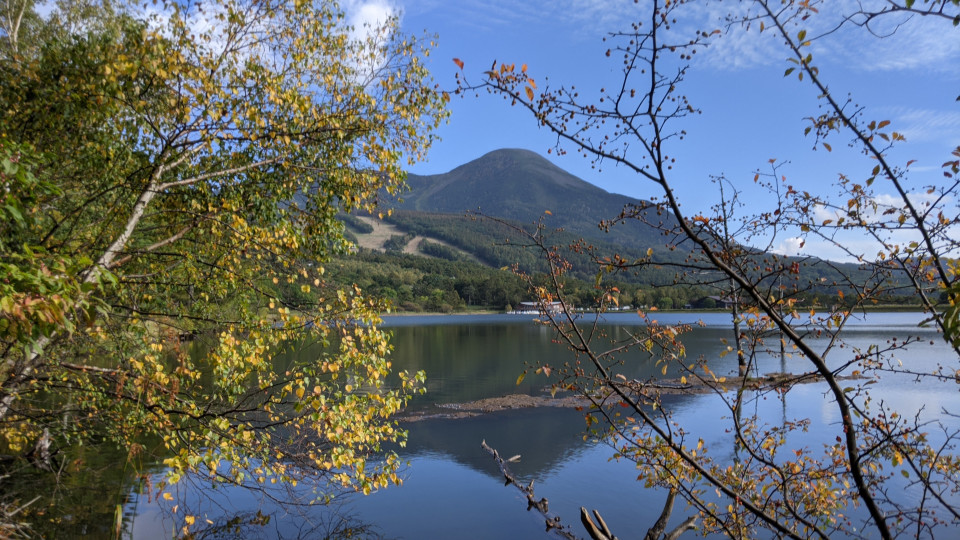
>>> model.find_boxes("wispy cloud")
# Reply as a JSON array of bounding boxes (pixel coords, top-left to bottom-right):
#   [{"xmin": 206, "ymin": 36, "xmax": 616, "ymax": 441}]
[
  {"xmin": 824, "ymin": 2, "xmax": 960, "ymax": 73},
  {"xmin": 709, "ymin": 0, "xmax": 960, "ymax": 74},
  {"xmin": 551, "ymin": 0, "xmax": 960, "ymax": 74},
  {"xmin": 403, "ymin": 0, "xmax": 545, "ymax": 34},
  {"xmin": 563, "ymin": 0, "xmax": 647, "ymax": 36},
  {"xmin": 403, "ymin": 0, "xmax": 957, "ymax": 73},
  {"xmin": 884, "ymin": 108, "xmax": 960, "ymax": 144}
]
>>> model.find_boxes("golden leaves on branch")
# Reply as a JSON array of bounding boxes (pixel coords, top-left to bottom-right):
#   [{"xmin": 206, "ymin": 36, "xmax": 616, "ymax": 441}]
[{"xmin": 0, "ymin": 0, "xmax": 443, "ymax": 507}]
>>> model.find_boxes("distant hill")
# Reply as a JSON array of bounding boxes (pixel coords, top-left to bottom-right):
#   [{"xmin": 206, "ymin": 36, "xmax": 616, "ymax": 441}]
[
  {"xmin": 336, "ymin": 148, "xmax": 902, "ymax": 299},
  {"xmin": 390, "ymin": 148, "xmax": 676, "ymax": 256}
]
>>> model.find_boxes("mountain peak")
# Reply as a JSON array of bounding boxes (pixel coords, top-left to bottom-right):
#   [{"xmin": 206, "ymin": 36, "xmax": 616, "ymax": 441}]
[
  {"xmin": 445, "ymin": 148, "xmax": 598, "ymax": 191},
  {"xmin": 404, "ymin": 148, "xmax": 607, "ymax": 201},
  {"xmin": 388, "ymin": 148, "xmax": 666, "ymax": 256}
]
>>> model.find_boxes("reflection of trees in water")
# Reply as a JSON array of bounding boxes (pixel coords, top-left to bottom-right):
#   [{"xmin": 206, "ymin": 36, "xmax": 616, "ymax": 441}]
[
  {"xmin": 2, "ymin": 436, "xmax": 385, "ymax": 540},
  {"xmin": 0, "ymin": 436, "xmax": 157, "ymax": 539},
  {"xmin": 132, "ymin": 471, "xmax": 390, "ymax": 540},
  {"xmin": 167, "ymin": 508, "xmax": 384, "ymax": 540}
]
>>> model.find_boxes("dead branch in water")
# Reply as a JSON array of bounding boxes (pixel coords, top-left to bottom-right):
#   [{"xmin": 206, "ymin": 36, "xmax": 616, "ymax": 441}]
[
  {"xmin": 481, "ymin": 440, "xmax": 697, "ymax": 540},
  {"xmin": 481, "ymin": 439, "xmax": 580, "ymax": 539}
]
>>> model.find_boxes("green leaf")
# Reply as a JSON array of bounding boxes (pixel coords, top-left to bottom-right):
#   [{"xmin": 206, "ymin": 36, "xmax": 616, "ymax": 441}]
[{"xmin": 4, "ymin": 204, "xmax": 24, "ymax": 225}]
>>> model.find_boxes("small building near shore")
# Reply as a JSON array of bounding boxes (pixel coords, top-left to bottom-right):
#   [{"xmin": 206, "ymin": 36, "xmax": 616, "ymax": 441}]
[{"xmin": 513, "ymin": 301, "xmax": 565, "ymax": 314}]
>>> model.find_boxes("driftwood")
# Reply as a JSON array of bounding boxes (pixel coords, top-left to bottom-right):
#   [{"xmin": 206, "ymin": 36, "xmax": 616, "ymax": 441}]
[
  {"xmin": 580, "ymin": 488, "xmax": 696, "ymax": 540},
  {"xmin": 482, "ymin": 440, "xmax": 698, "ymax": 540},
  {"xmin": 480, "ymin": 440, "xmax": 580, "ymax": 539},
  {"xmin": 580, "ymin": 507, "xmax": 619, "ymax": 540},
  {"xmin": 643, "ymin": 488, "xmax": 697, "ymax": 540}
]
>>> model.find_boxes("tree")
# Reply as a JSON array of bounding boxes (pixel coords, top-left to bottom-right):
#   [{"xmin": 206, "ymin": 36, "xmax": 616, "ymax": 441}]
[
  {"xmin": 458, "ymin": 0, "xmax": 960, "ymax": 538},
  {"xmin": 0, "ymin": 0, "xmax": 445, "ymax": 533}
]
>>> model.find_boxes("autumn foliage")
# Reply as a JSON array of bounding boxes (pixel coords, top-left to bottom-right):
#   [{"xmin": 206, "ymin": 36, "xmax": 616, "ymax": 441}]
[{"xmin": 0, "ymin": 0, "xmax": 445, "ymax": 532}]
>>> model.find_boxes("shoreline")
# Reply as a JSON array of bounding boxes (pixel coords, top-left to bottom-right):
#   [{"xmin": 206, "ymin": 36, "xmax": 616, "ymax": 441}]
[
  {"xmin": 384, "ymin": 305, "xmax": 931, "ymax": 317},
  {"xmin": 397, "ymin": 371, "xmax": 864, "ymax": 422}
]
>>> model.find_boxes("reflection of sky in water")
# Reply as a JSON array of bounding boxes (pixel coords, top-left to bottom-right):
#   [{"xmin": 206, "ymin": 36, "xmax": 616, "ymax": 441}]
[
  {"xmin": 129, "ymin": 313, "xmax": 960, "ymax": 538},
  {"xmin": 381, "ymin": 311, "xmax": 933, "ymax": 330}
]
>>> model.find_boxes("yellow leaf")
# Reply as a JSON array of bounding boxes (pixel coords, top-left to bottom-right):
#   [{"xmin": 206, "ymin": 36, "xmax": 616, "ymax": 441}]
[
  {"xmin": 525, "ymin": 86, "xmax": 534, "ymax": 100},
  {"xmin": 163, "ymin": 492, "xmax": 173, "ymax": 501}
]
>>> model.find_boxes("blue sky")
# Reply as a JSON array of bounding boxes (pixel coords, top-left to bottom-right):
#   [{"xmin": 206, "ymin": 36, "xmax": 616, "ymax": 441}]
[
  {"xmin": 35, "ymin": 0, "xmax": 959, "ymax": 261},
  {"xmin": 31, "ymin": 0, "xmax": 948, "ymax": 262},
  {"xmin": 342, "ymin": 0, "xmax": 960, "ymax": 262}
]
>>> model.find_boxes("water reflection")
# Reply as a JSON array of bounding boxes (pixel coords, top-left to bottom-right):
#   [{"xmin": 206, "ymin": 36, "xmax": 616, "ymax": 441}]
[
  {"xmin": 400, "ymin": 408, "xmax": 592, "ymax": 480},
  {"xmin": 122, "ymin": 313, "xmax": 958, "ymax": 538}
]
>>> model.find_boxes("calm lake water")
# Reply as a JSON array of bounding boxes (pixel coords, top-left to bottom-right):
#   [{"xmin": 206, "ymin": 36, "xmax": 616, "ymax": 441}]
[{"xmin": 126, "ymin": 312, "xmax": 959, "ymax": 538}]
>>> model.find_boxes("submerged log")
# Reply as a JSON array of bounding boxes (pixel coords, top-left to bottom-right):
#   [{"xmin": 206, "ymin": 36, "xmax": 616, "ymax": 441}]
[
  {"xmin": 482, "ymin": 440, "xmax": 697, "ymax": 540},
  {"xmin": 481, "ymin": 440, "xmax": 579, "ymax": 539}
]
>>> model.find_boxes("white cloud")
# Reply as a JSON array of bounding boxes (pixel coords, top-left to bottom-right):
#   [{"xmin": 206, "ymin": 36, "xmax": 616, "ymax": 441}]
[
  {"xmin": 792, "ymin": 235, "xmax": 884, "ymax": 263},
  {"xmin": 132, "ymin": 2, "xmax": 258, "ymax": 58},
  {"xmin": 772, "ymin": 236, "xmax": 806, "ymax": 256},
  {"xmin": 341, "ymin": 1, "xmax": 405, "ymax": 86},
  {"xmin": 793, "ymin": 187, "xmax": 958, "ymax": 263},
  {"xmin": 811, "ymin": 191, "xmax": 942, "ymax": 227},
  {"xmin": 346, "ymin": 0, "xmax": 399, "ymax": 41},
  {"xmin": 133, "ymin": 1, "xmax": 406, "ymax": 81}
]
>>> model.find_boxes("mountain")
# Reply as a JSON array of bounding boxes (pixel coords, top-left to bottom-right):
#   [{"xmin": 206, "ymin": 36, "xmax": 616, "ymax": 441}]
[
  {"xmin": 343, "ymin": 148, "xmax": 889, "ymax": 296},
  {"xmin": 389, "ymin": 148, "xmax": 675, "ymax": 255},
  {"xmin": 333, "ymin": 149, "xmax": 918, "ymax": 311}
]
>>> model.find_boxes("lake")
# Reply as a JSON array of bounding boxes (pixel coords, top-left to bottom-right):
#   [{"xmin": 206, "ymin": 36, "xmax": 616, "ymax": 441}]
[{"xmin": 125, "ymin": 312, "xmax": 959, "ymax": 538}]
